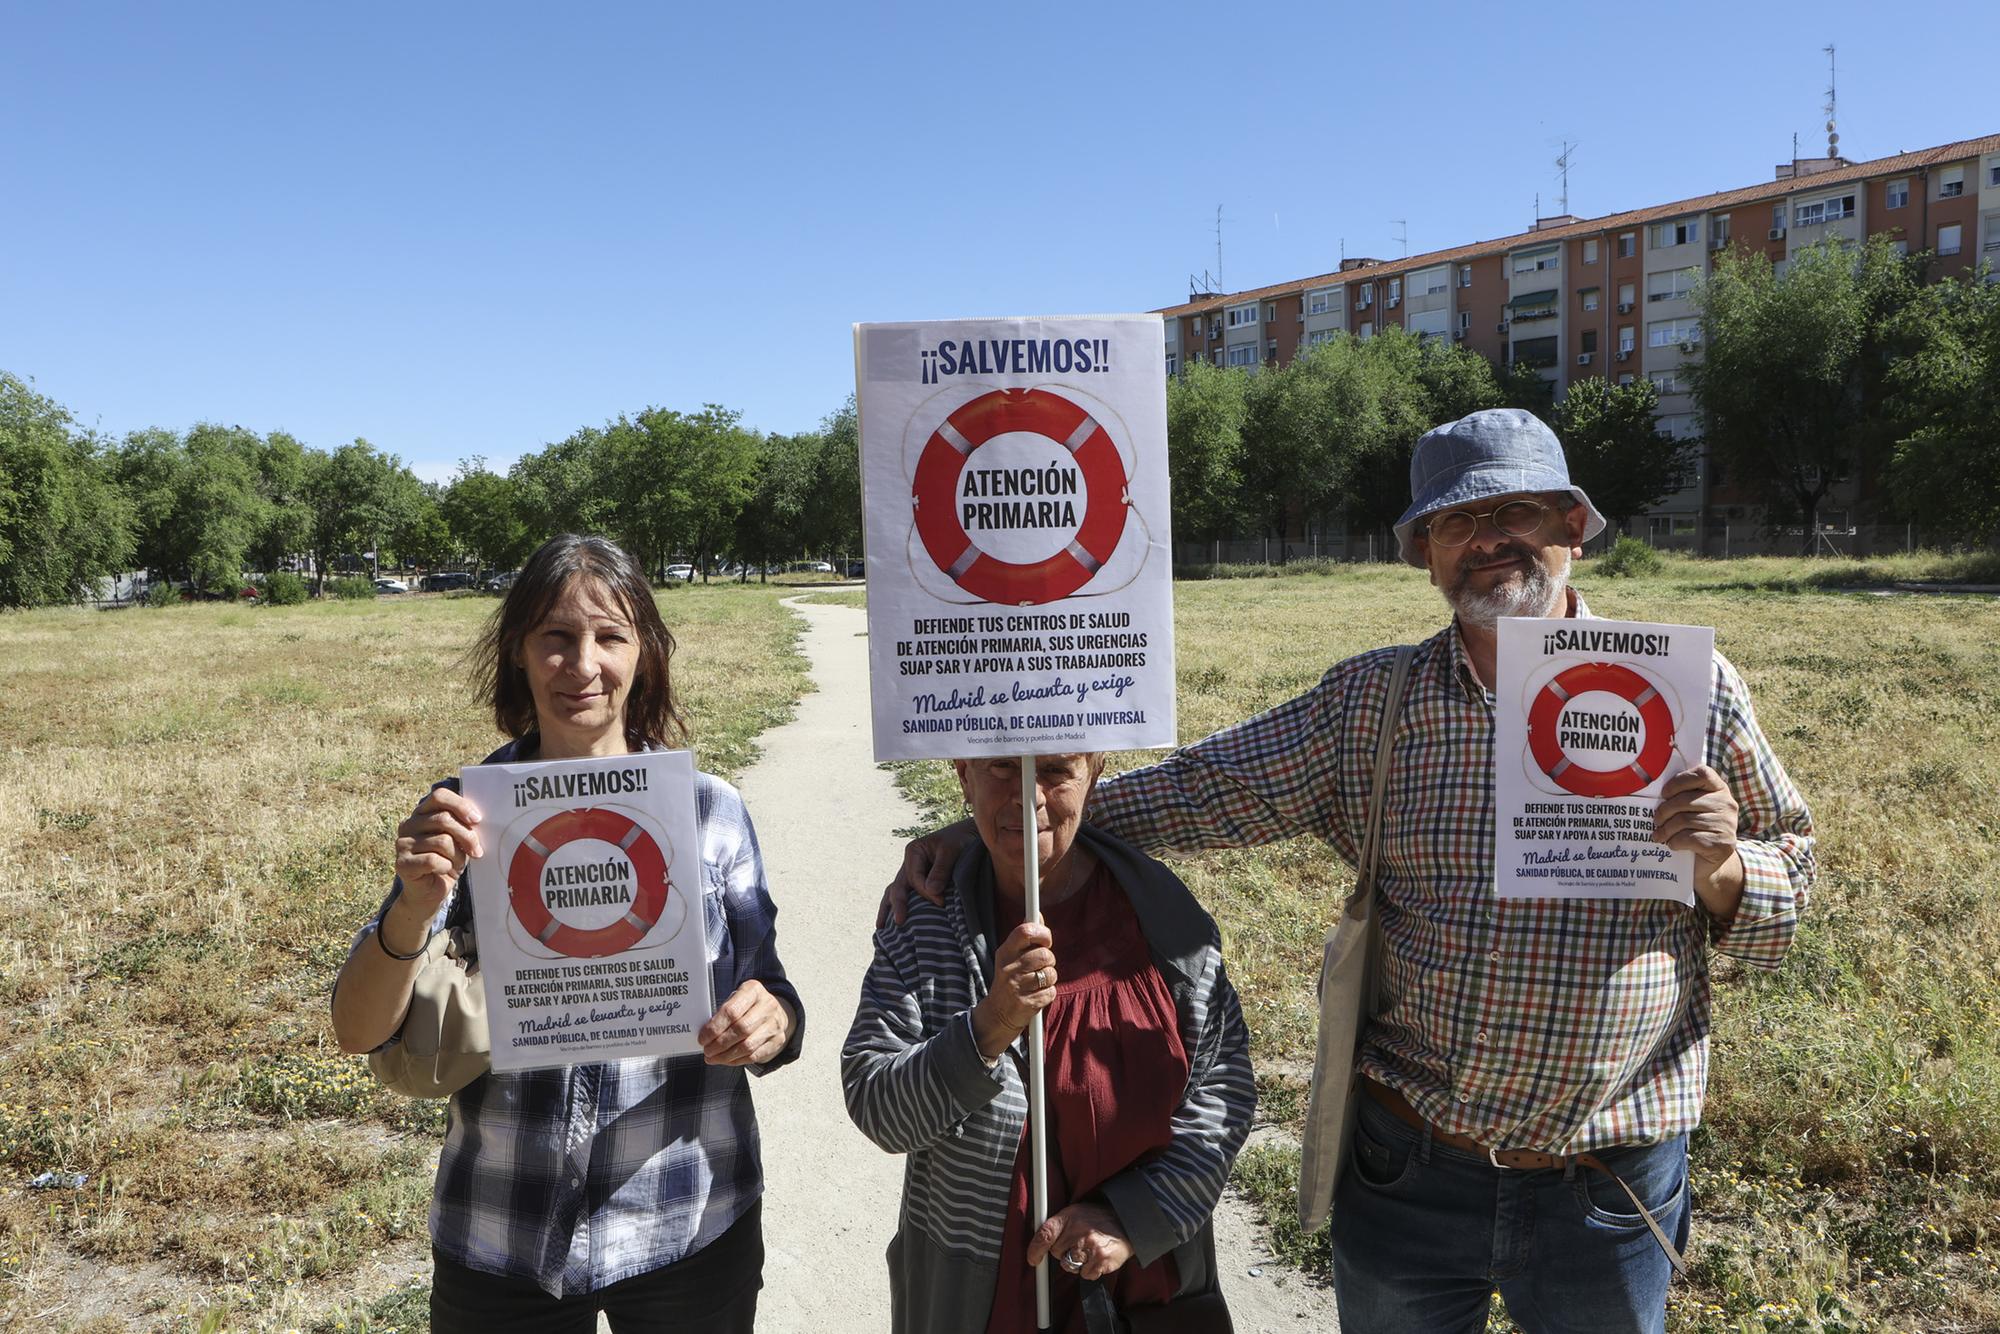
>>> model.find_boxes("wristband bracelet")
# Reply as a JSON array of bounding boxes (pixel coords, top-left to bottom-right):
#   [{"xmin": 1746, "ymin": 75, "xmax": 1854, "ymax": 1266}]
[{"xmin": 374, "ymin": 911, "xmax": 432, "ymax": 961}]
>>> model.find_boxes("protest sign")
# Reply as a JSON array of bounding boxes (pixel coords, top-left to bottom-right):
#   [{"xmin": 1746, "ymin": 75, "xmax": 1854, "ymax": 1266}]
[
  {"xmin": 855, "ymin": 316, "xmax": 1176, "ymax": 762},
  {"xmin": 1493, "ymin": 617, "xmax": 1714, "ymax": 904},
  {"xmin": 459, "ymin": 750, "xmax": 713, "ymax": 1071}
]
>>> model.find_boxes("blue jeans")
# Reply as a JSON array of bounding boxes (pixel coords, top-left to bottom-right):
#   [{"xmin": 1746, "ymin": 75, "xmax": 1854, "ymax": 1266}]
[{"xmin": 1329, "ymin": 1095, "xmax": 1689, "ymax": 1334}]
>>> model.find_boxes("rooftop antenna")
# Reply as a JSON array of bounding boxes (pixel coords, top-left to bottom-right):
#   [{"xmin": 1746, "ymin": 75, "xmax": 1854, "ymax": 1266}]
[
  {"xmin": 1392, "ymin": 219, "xmax": 1407, "ymax": 257},
  {"xmin": 1823, "ymin": 43, "xmax": 1840, "ymax": 158},
  {"xmin": 1555, "ymin": 141, "xmax": 1577, "ymax": 215},
  {"xmin": 1215, "ymin": 205, "xmax": 1224, "ymax": 291}
]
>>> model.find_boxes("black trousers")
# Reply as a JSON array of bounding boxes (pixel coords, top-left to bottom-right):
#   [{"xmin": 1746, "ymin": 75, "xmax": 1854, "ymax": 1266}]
[{"xmin": 429, "ymin": 1199, "xmax": 762, "ymax": 1333}]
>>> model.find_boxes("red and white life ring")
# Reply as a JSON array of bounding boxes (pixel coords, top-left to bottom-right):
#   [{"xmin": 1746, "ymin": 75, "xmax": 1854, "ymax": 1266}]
[
  {"xmin": 911, "ymin": 388, "xmax": 1129, "ymax": 606},
  {"xmin": 506, "ymin": 808, "xmax": 671, "ymax": 959},
  {"xmin": 1526, "ymin": 662, "xmax": 1676, "ymax": 799}
]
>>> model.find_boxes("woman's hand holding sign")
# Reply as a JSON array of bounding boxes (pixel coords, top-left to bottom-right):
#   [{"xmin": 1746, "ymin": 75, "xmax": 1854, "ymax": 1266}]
[
  {"xmin": 384, "ymin": 788, "xmax": 485, "ymax": 955},
  {"xmin": 699, "ymin": 979, "xmax": 794, "ymax": 1067},
  {"xmin": 1653, "ymin": 764, "xmax": 1746, "ymax": 921}
]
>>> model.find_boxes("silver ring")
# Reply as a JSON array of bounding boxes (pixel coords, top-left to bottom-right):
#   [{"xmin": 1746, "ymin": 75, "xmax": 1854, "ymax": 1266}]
[
  {"xmin": 1035, "ymin": 969, "xmax": 1047, "ymax": 989},
  {"xmin": 1061, "ymin": 1249, "xmax": 1085, "ymax": 1273}
]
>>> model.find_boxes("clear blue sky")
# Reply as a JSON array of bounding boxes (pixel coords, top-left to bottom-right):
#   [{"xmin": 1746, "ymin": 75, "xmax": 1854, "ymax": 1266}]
[{"xmin": 4, "ymin": 0, "xmax": 1988, "ymax": 483}]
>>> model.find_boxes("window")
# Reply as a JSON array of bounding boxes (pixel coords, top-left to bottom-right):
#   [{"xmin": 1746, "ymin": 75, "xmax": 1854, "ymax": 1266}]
[
  {"xmin": 1511, "ymin": 336, "xmax": 1559, "ymax": 369},
  {"xmin": 1265, "ymin": 303, "xmax": 1278, "ymax": 323},
  {"xmin": 1989, "ymin": 157, "xmax": 2000, "ymax": 188},
  {"xmin": 1387, "ymin": 278, "xmax": 1402, "ymax": 301},
  {"xmin": 1306, "ymin": 287, "xmax": 1338, "ymax": 315},
  {"xmin": 1618, "ymin": 232, "xmax": 1636, "ymax": 257},
  {"xmin": 1649, "ymin": 219, "xmax": 1698, "ymax": 248},
  {"xmin": 1581, "ymin": 287, "xmax": 1600, "ymax": 311},
  {"xmin": 1890, "ymin": 240, "xmax": 1910, "ymax": 258},
  {"xmin": 1985, "ymin": 213, "xmax": 2000, "ymax": 252},
  {"xmin": 1210, "ymin": 318, "xmax": 1222, "ymax": 338},
  {"xmin": 1710, "ymin": 215, "xmax": 1730, "ymax": 249},
  {"xmin": 1648, "ymin": 369, "xmax": 1683, "ymax": 395},
  {"xmin": 1267, "ymin": 338, "xmax": 1278, "ymax": 362},
  {"xmin": 1458, "ymin": 310, "xmax": 1471, "ymax": 331},
  {"xmin": 1618, "ymin": 373, "xmax": 1635, "ymax": 386},
  {"xmin": 1226, "ymin": 303, "xmax": 1259, "ymax": 328},
  {"xmin": 1617, "ymin": 281, "xmax": 1636, "ymax": 309},
  {"xmin": 1649, "ymin": 513, "xmax": 1697, "ymax": 537},
  {"xmin": 1886, "ymin": 178, "xmax": 1909, "ymax": 209},
  {"xmin": 1648, "ymin": 318, "xmax": 1701, "ymax": 348},
  {"xmin": 1939, "ymin": 223, "xmax": 1962, "ymax": 257},
  {"xmin": 1513, "ymin": 246, "xmax": 1559, "ymax": 273},
  {"xmin": 1940, "ymin": 166, "xmax": 1965, "ymax": 199},
  {"xmin": 1646, "ymin": 267, "xmax": 1698, "ymax": 302},
  {"xmin": 1305, "ymin": 328, "xmax": 1340, "ymax": 347},
  {"xmin": 1794, "ymin": 194, "xmax": 1856, "ymax": 226},
  {"xmin": 1459, "ymin": 264, "xmax": 1473, "ymax": 287},
  {"xmin": 1164, "ymin": 353, "xmax": 1177, "ymax": 375},
  {"xmin": 1356, "ymin": 283, "xmax": 1374, "ymax": 309},
  {"xmin": 1358, "ymin": 320, "xmax": 1374, "ymax": 340},
  {"xmin": 1212, "ymin": 350, "xmax": 1223, "ymax": 365},
  {"xmin": 1580, "ymin": 330, "xmax": 1598, "ymax": 354},
  {"xmin": 1583, "ymin": 238, "xmax": 1599, "ymax": 264},
  {"xmin": 1771, "ymin": 203, "xmax": 1786, "ymax": 237},
  {"xmin": 1414, "ymin": 266, "xmax": 1448, "ymax": 296},
  {"xmin": 1226, "ymin": 344, "xmax": 1258, "ymax": 367},
  {"xmin": 1618, "ymin": 326, "xmax": 1635, "ymax": 353},
  {"xmin": 1656, "ymin": 417, "xmax": 1699, "ymax": 443}
]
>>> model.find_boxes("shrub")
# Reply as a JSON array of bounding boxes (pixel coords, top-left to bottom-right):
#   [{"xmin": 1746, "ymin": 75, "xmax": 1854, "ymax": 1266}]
[
  {"xmin": 327, "ymin": 576, "xmax": 377, "ymax": 600},
  {"xmin": 262, "ymin": 572, "xmax": 309, "ymax": 605},
  {"xmin": 144, "ymin": 582, "xmax": 182, "ymax": 608},
  {"xmin": 1593, "ymin": 534, "xmax": 1665, "ymax": 578}
]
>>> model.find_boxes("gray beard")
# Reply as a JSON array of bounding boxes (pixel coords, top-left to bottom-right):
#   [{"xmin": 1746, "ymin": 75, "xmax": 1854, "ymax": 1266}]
[{"xmin": 1447, "ymin": 550, "xmax": 1569, "ymax": 628}]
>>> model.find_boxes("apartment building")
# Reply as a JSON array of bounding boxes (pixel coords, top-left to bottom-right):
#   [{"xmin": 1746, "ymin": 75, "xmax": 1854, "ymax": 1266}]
[{"xmin": 1158, "ymin": 132, "xmax": 2000, "ymax": 551}]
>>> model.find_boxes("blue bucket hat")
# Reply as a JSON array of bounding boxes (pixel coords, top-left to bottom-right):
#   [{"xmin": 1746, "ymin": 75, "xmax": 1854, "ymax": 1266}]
[{"xmin": 1392, "ymin": 408, "xmax": 1606, "ymax": 567}]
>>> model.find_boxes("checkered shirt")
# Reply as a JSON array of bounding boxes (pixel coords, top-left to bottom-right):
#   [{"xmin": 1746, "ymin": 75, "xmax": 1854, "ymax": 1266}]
[
  {"xmin": 1089, "ymin": 598, "xmax": 1814, "ymax": 1153},
  {"xmin": 347, "ymin": 742, "xmax": 803, "ymax": 1297}
]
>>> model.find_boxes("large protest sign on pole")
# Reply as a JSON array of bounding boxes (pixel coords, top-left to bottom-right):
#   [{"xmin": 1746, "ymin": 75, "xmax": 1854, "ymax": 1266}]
[
  {"xmin": 857, "ymin": 315, "xmax": 1177, "ymax": 1326},
  {"xmin": 459, "ymin": 750, "xmax": 714, "ymax": 1072},
  {"xmin": 855, "ymin": 316, "xmax": 1177, "ymax": 762},
  {"xmin": 1493, "ymin": 616, "xmax": 1714, "ymax": 905}
]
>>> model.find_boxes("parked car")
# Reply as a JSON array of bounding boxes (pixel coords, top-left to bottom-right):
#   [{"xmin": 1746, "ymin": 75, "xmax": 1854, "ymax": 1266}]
[
  {"xmin": 425, "ymin": 571, "xmax": 475, "ymax": 592},
  {"xmin": 484, "ymin": 570, "xmax": 518, "ymax": 592},
  {"xmin": 799, "ymin": 560, "xmax": 834, "ymax": 574},
  {"xmin": 375, "ymin": 578, "xmax": 410, "ymax": 595},
  {"xmin": 664, "ymin": 564, "xmax": 695, "ymax": 583},
  {"xmin": 844, "ymin": 559, "xmax": 866, "ymax": 578}
]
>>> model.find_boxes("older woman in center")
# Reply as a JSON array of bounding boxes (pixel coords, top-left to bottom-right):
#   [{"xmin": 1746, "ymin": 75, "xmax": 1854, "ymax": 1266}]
[{"xmin": 843, "ymin": 753, "xmax": 1254, "ymax": 1333}]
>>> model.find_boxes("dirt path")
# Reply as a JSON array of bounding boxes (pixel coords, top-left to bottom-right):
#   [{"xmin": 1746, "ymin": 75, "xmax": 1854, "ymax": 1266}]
[{"xmin": 735, "ymin": 597, "xmax": 1340, "ymax": 1332}]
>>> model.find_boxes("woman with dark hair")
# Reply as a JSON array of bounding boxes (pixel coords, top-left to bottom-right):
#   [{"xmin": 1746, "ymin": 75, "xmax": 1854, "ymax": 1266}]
[{"xmin": 333, "ymin": 533, "xmax": 801, "ymax": 1333}]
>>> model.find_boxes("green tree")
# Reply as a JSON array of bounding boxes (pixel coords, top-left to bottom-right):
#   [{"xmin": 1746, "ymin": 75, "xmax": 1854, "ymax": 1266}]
[
  {"xmin": 1689, "ymin": 236, "xmax": 1920, "ymax": 548},
  {"xmin": 248, "ymin": 431, "xmax": 314, "ymax": 574},
  {"xmin": 301, "ymin": 441, "xmax": 422, "ymax": 591},
  {"xmin": 1164, "ymin": 361, "xmax": 1248, "ymax": 550},
  {"xmin": 115, "ymin": 423, "xmax": 269, "ymax": 593},
  {"xmin": 511, "ymin": 427, "xmax": 614, "ymax": 543},
  {"xmin": 733, "ymin": 432, "xmax": 820, "ymax": 580},
  {"xmin": 0, "ymin": 372, "xmax": 131, "ymax": 609},
  {"xmin": 802, "ymin": 398, "xmax": 863, "ymax": 562},
  {"xmin": 1551, "ymin": 377, "xmax": 1690, "ymax": 529},
  {"xmin": 1886, "ymin": 272, "xmax": 2000, "ymax": 542},
  {"xmin": 396, "ymin": 482, "xmax": 456, "ymax": 571},
  {"xmin": 1339, "ymin": 331, "xmax": 1496, "ymax": 541},
  {"xmin": 443, "ymin": 461, "xmax": 531, "ymax": 575}
]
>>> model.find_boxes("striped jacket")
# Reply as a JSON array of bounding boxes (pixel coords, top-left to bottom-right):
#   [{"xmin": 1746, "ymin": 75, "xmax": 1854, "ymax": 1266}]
[{"xmin": 842, "ymin": 825, "xmax": 1255, "ymax": 1334}]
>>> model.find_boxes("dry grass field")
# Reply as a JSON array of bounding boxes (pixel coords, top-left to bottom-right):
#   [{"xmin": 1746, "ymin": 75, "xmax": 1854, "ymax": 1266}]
[
  {"xmin": 0, "ymin": 585, "xmax": 808, "ymax": 1331},
  {"xmin": 892, "ymin": 555, "xmax": 2000, "ymax": 1334},
  {"xmin": 3, "ymin": 557, "xmax": 1996, "ymax": 1332}
]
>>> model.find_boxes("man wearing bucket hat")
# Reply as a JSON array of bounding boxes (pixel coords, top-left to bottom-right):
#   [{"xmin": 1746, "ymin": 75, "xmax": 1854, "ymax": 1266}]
[{"xmin": 891, "ymin": 408, "xmax": 1815, "ymax": 1333}]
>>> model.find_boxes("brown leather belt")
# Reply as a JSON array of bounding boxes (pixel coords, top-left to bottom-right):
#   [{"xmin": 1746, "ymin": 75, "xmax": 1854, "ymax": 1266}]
[{"xmin": 1358, "ymin": 1076, "xmax": 1686, "ymax": 1272}]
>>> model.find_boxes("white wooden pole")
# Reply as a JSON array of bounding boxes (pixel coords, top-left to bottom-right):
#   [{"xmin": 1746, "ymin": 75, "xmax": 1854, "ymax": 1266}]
[{"xmin": 1021, "ymin": 754, "xmax": 1051, "ymax": 1329}]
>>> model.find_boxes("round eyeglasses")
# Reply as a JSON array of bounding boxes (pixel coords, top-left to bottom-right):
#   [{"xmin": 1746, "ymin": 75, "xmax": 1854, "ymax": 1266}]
[{"xmin": 1424, "ymin": 499, "xmax": 1556, "ymax": 547}]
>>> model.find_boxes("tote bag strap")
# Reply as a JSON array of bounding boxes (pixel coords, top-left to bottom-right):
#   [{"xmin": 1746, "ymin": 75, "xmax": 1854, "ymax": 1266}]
[{"xmin": 1351, "ymin": 644, "xmax": 1418, "ymax": 924}]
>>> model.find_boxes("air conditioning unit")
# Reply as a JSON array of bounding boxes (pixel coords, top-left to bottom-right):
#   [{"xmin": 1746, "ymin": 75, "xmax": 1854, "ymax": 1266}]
[
  {"xmin": 1616, "ymin": 301, "xmax": 1633, "ymax": 314},
  {"xmin": 1452, "ymin": 329, "xmax": 1467, "ymax": 340},
  {"xmin": 1767, "ymin": 228, "xmax": 1785, "ymax": 240},
  {"xmin": 1576, "ymin": 353, "xmax": 1594, "ymax": 366},
  {"xmin": 1614, "ymin": 349, "xmax": 1631, "ymax": 362},
  {"xmin": 1678, "ymin": 341, "xmax": 1698, "ymax": 353},
  {"xmin": 1387, "ymin": 296, "xmax": 1401, "ymax": 308},
  {"xmin": 1496, "ymin": 321, "xmax": 1510, "ymax": 333}
]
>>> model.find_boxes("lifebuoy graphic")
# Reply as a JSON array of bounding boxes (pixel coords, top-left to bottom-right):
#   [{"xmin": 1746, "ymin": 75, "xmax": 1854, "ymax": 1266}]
[
  {"xmin": 1526, "ymin": 662, "xmax": 1676, "ymax": 799},
  {"xmin": 506, "ymin": 807, "xmax": 670, "ymax": 959},
  {"xmin": 911, "ymin": 387, "xmax": 1129, "ymax": 606}
]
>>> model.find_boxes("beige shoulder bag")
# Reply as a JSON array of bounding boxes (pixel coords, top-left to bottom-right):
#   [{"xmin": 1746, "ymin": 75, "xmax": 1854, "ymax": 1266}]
[{"xmin": 1297, "ymin": 644, "xmax": 1417, "ymax": 1230}]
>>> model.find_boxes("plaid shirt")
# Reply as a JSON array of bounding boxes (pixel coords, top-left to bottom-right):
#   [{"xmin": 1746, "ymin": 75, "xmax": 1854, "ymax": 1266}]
[
  {"xmin": 348, "ymin": 742, "xmax": 803, "ymax": 1297},
  {"xmin": 1090, "ymin": 596, "xmax": 1814, "ymax": 1153}
]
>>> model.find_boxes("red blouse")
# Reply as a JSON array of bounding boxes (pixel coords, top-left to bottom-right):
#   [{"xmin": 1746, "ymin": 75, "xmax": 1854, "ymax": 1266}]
[{"xmin": 986, "ymin": 864, "xmax": 1190, "ymax": 1333}]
